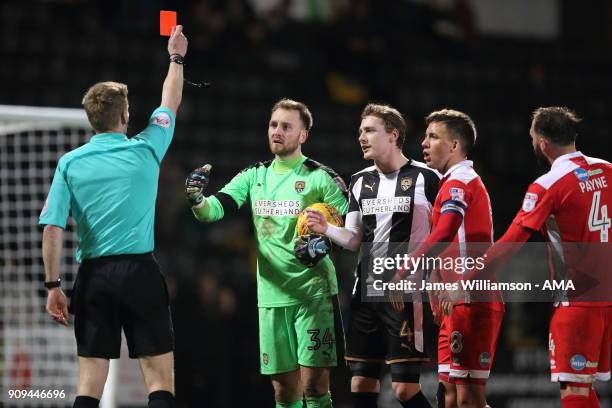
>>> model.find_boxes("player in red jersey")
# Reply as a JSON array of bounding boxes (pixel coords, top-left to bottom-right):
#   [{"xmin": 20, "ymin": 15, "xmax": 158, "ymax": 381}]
[
  {"xmin": 469, "ymin": 107, "xmax": 611, "ymax": 408},
  {"xmin": 396, "ymin": 109, "xmax": 503, "ymax": 408}
]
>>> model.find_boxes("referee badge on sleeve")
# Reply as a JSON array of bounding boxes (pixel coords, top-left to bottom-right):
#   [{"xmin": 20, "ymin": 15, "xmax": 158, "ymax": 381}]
[
  {"xmin": 152, "ymin": 112, "xmax": 171, "ymax": 128},
  {"xmin": 522, "ymin": 193, "xmax": 538, "ymax": 212}
]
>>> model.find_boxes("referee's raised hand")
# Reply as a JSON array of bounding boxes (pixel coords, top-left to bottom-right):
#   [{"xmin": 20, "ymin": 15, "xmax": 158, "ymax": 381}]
[
  {"xmin": 46, "ymin": 288, "xmax": 68, "ymax": 326},
  {"xmin": 168, "ymin": 25, "xmax": 188, "ymax": 58}
]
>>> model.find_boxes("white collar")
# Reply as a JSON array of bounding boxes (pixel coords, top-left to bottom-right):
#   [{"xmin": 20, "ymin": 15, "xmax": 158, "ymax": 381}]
[
  {"xmin": 551, "ymin": 151, "xmax": 583, "ymax": 169},
  {"xmin": 442, "ymin": 159, "xmax": 473, "ymax": 179}
]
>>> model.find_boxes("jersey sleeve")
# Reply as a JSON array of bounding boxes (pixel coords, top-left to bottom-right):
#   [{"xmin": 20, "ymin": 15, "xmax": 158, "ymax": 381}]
[
  {"xmin": 438, "ymin": 179, "xmax": 471, "ymax": 218},
  {"xmin": 133, "ymin": 107, "xmax": 176, "ymax": 163},
  {"xmin": 512, "ymin": 183, "xmax": 554, "ymax": 232},
  {"xmin": 424, "ymin": 170, "xmax": 441, "ymax": 206},
  {"xmin": 347, "ymin": 179, "xmax": 360, "ymax": 213},
  {"xmin": 193, "ymin": 166, "xmax": 255, "ymax": 222},
  {"xmin": 217, "ymin": 166, "xmax": 256, "ymax": 211},
  {"xmin": 325, "ymin": 176, "xmax": 363, "ymax": 250},
  {"xmin": 319, "ymin": 172, "xmax": 349, "ymax": 216},
  {"xmin": 39, "ymin": 161, "xmax": 70, "ymax": 228}
]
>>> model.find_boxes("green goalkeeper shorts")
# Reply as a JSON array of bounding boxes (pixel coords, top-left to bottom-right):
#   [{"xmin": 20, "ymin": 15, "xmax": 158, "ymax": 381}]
[{"xmin": 259, "ymin": 295, "xmax": 343, "ymax": 375}]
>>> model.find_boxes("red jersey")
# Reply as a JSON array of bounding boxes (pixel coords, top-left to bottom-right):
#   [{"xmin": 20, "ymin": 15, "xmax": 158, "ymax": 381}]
[
  {"xmin": 513, "ymin": 151, "xmax": 612, "ymax": 306},
  {"xmin": 433, "ymin": 161, "xmax": 503, "ymax": 381},
  {"xmin": 431, "ymin": 160, "xmax": 502, "ymax": 307},
  {"xmin": 433, "ymin": 159, "xmax": 493, "ymax": 252}
]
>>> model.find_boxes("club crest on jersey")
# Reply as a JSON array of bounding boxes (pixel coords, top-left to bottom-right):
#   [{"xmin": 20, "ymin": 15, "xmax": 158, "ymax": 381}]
[
  {"xmin": 262, "ymin": 353, "xmax": 269, "ymax": 365},
  {"xmin": 449, "ymin": 187, "xmax": 465, "ymax": 201},
  {"xmin": 574, "ymin": 168, "xmax": 589, "ymax": 182},
  {"xmin": 522, "ymin": 192, "xmax": 538, "ymax": 212},
  {"xmin": 400, "ymin": 177, "xmax": 413, "ymax": 191},
  {"xmin": 295, "ymin": 181, "xmax": 306, "ymax": 193}
]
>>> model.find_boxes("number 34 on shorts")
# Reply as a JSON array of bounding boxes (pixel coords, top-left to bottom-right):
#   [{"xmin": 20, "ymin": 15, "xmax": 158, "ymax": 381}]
[
  {"xmin": 258, "ymin": 296, "xmax": 340, "ymax": 375},
  {"xmin": 307, "ymin": 328, "xmax": 335, "ymax": 351}
]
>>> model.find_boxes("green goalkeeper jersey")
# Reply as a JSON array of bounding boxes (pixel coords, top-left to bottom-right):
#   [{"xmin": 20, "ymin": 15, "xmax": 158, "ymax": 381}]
[{"xmin": 193, "ymin": 155, "xmax": 348, "ymax": 307}]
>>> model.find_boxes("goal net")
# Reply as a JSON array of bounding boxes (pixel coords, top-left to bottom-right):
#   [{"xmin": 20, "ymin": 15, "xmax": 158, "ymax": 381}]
[{"xmin": 0, "ymin": 105, "xmax": 89, "ymax": 406}]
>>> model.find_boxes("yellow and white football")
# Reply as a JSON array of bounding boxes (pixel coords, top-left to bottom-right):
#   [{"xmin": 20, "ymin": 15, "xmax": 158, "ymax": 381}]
[{"xmin": 296, "ymin": 203, "xmax": 344, "ymax": 236}]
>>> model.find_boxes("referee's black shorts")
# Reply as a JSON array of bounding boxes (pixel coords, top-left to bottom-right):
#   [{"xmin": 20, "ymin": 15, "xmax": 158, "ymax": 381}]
[{"xmin": 69, "ymin": 252, "xmax": 174, "ymax": 359}]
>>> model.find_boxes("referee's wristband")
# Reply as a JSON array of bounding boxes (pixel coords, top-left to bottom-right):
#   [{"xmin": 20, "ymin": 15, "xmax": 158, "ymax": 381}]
[
  {"xmin": 44, "ymin": 279, "xmax": 61, "ymax": 289},
  {"xmin": 170, "ymin": 54, "xmax": 184, "ymax": 64}
]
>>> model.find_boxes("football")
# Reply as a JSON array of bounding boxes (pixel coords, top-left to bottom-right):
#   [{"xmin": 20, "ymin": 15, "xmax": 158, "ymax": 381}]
[{"xmin": 296, "ymin": 203, "xmax": 344, "ymax": 236}]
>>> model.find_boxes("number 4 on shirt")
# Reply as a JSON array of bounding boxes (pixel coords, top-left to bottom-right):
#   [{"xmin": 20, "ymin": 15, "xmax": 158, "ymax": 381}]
[{"xmin": 588, "ymin": 191, "xmax": 611, "ymax": 242}]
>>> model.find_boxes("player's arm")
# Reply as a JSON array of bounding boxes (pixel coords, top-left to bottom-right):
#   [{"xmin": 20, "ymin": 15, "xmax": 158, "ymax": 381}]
[
  {"xmin": 186, "ymin": 164, "xmax": 253, "ymax": 223},
  {"xmin": 161, "ymin": 25, "xmax": 188, "ymax": 115},
  {"xmin": 397, "ymin": 182, "xmax": 468, "ymax": 278},
  {"xmin": 295, "ymin": 169, "xmax": 349, "ymax": 266},
  {"xmin": 464, "ymin": 183, "xmax": 552, "ymax": 281},
  {"xmin": 307, "ymin": 183, "xmax": 363, "ymax": 251},
  {"xmin": 39, "ymin": 163, "xmax": 70, "ymax": 325},
  {"xmin": 324, "ymin": 212, "xmax": 363, "ymax": 251},
  {"xmin": 464, "ymin": 223, "xmax": 533, "ymax": 281}
]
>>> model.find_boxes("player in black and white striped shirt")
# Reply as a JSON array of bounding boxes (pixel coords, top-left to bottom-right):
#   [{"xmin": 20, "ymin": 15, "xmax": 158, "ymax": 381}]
[{"xmin": 307, "ymin": 104, "xmax": 440, "ymax": 408}]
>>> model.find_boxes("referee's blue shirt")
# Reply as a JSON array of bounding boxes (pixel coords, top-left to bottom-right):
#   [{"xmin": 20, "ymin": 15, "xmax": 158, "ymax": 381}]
[{"xmin": 39, "ymin": 107, "xmax": 175, "ymax": 263}]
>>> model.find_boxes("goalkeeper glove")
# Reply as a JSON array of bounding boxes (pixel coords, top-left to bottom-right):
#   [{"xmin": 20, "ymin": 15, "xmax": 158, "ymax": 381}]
[
  {"xmin": 185, "ymin": 164, "xmax": 212, "ymax": 206},
  {"xmin": 294, "ymin": 234, "xmax": 331, "ymax": 267}
]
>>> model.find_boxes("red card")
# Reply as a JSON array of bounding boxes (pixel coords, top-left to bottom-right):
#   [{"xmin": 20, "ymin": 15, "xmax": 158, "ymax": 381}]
[{"xmin": 160, "ymin": 11, "xmax": 177, "ymax": 36}]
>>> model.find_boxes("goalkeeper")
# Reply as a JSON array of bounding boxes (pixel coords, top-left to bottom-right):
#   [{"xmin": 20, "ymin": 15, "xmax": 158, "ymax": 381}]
[{"xmin": 185, "ymin": 98, "xmax": 348, "ymax": 408}]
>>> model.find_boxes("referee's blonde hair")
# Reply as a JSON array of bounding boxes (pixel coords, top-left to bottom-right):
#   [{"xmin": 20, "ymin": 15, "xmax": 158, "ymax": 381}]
[{"xmin": 82, "ymin": 81, "xmax": 128, "ymax": 132}]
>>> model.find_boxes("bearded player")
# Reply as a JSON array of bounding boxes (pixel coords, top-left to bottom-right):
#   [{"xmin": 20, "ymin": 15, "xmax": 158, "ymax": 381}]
[
  {"xmin": 471, "ymin": 107, "xmax": 611, "ymax": 408},
  {"xmin": 306, "ymin": 103, "xmax": 440, "ymax": 408},
  {"xmin": 184, "ymin": 98, "xmax": 348, "ymax": 408},
  {"xmin": 396, "ymin": 109, "xmax": 503, "ymax": 408}
]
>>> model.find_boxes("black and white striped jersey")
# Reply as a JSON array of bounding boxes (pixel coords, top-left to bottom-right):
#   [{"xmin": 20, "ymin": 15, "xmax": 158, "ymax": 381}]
[{"xmin": 346, "ymin": 159, "xmax": 441, "ymax": 294}]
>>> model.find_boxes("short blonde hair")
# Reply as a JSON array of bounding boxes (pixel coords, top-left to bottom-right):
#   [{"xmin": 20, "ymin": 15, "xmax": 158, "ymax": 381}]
[{"xmin": 82, "ymin": 81, "xmax": 128, "ymax": 132}]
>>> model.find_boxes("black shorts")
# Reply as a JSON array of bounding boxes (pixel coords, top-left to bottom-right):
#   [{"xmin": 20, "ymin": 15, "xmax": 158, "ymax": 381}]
[
  {"xmin": 345, "ymin": 282, "xmax": 436, "ymax": 364},
  {"xmin": 70, "ymin": 253, "xmax": 174, "ymax": 359}
]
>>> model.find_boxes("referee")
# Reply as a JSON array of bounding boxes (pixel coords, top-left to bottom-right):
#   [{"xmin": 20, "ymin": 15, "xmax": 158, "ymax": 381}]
[{"xmin": 39, "ymin": 26, "xmax": 188, "ymax": 408}]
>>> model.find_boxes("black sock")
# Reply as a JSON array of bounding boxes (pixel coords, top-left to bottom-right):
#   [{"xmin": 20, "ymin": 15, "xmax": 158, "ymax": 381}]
[
  {"xmin": 148, "ymin": 390, "xmax": 175, "ymax": 408},
  {"xmin": 436, "ymin": 383, "xmax": 446, "ymax": 408},
  {"xmin": 399, "ymin": 391, "xmax": 432, "ymax": 408},
  {"xmin": 352, "ymin": 392, "xmax": 378, "ymax": 408},
  {"xmin": 73, "ymin": 395, "xmax": 100, "ymax": 408}
]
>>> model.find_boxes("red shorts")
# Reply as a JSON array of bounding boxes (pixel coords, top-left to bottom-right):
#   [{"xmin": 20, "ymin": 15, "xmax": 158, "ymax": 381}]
[
  {"xmin": 549, "ymin": 306, "xmax": 612, "ymax": 384},
  {"xmin": 438, "ymin": 303, "xmax": 503, "ymax": 385}
]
